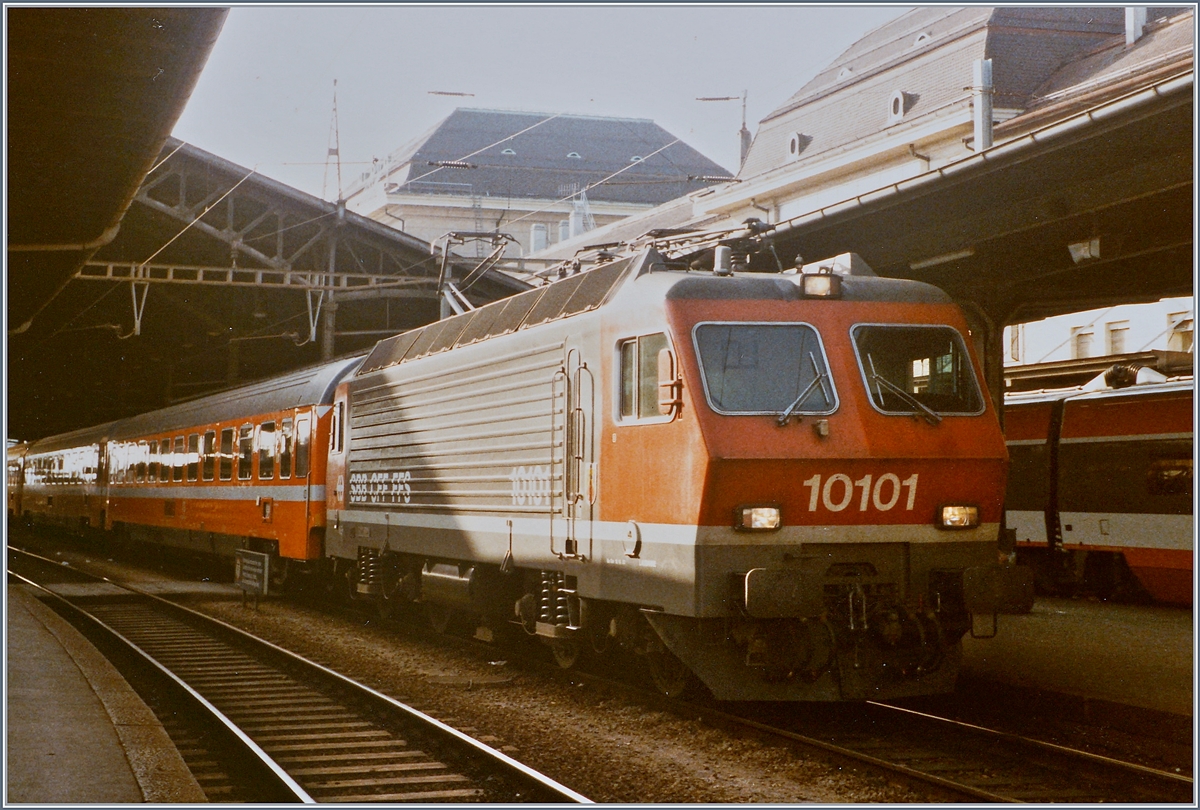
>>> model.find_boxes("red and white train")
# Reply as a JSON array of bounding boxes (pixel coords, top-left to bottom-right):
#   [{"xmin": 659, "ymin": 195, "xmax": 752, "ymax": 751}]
[
  {"xmin": 1005, "ymin": 370, "xmax": 1194, "ymax": 605},
  {"xmin": 9, "ymin": 244, "xmax": 1021, "ymax": 701}
]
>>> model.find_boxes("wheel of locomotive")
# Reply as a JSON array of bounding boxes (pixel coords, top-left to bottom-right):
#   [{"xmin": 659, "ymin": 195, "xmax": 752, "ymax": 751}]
[
  {"xmin": 644, "ymin": 647, "xmax": 693, "ymax": 698},
  {"xmin": 549, "ymin": 637, "xmax": 583, "ymax": 669}
]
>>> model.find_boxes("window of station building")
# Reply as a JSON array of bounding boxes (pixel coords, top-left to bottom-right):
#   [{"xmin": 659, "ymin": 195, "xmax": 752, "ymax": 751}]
[
  {"xmin": 148, "ymin": 441, "xmax": 159, "ymax": 482},
  {"xmin": 172, "ymin": 436, "xmax": 185, "ymax": 482},
  {"xmin": 219, "ymin": 428, "xmax": 234, "ymax": 481},
  {"xmin": 279, "ymin": 418, "xmax": 293, "ymax": 480},
  {"xmin": 1071, "ymin": 327, "xmax": 1094, "ymax": 359},
  {"xmin": 202, "ymin": 431, "xmax": 216, "ymax": 481},
  {"xmin": 238, "ymin": 424, "xmax": 254, "ymax": 480},
  {"xmin": 187, "ymin": 434, "xmax": 200, "ymax": 481},
  {"xmin": 136, "ymin": 441, "xmax": 148, "ymax": 483},
  {"xmin": 618, "ymin": 332, "xmax": 672, "ymax": 420},
  {"xmin": 1168, "ymin": 312, "xmax": 1193, "ymax": 353},
  {"xmin": 258, "ymin": 421, "xmax": 276, "ymax": 480},
  {"xmin": 295, "ymin": 415, "xmax": 311, "ymax": 477},
  {"xmin": 1106, "ymin": 320, "xmax": 1129, "ymax": 355}
]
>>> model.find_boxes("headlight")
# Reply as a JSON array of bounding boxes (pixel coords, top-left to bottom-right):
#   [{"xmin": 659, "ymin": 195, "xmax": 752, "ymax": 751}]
[
  {"xmin": 938, "ymin": 504, "xmax": 979, "ymax": 529},
  {"xmin": 735, "ymin": 505, "xmax": 782, "ymax": 531},
  {"xmin": 800, "ymin": 273, "xmax": 842, "ymax": 298}
]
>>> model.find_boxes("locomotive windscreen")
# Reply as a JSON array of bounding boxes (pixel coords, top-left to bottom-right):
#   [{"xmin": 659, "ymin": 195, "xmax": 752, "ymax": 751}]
[
  {"xmin": 693, "ymin": 323, "xmax": 837, "ymax": 415},
  {"xmin": 852, "ymin": 325, "xmax": 984, "ymax": 415}
]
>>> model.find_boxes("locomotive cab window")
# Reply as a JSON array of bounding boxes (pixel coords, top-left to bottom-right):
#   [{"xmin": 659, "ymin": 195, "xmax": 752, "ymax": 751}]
[
  {"xmin": 618, "ymin": 332, "xmax": 675, "ymax": 421},
  {"xmin": 852, "ymin": 324, "xmax": 983, "ymax": 417},
  {"xmin": 692, "ymin": 322, "xmax": 836, "ymax": 415}
]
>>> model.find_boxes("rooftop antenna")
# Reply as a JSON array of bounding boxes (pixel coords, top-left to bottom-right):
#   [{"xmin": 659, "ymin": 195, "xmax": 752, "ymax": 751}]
[
  {"xmin": 323, "ymin": 79, "xmax": 343, "ymax": 202},
  {"xmin": 697, "ymin": 90, "xmax": 751, "ymax": 170}
]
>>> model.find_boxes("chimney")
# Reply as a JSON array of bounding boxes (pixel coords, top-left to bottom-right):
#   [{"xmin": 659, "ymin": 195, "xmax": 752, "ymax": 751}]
[
  {"xmin": 1126, "ymin": 7, "xmax": 1147, "ymax": 46},
  {"xmin": 972, "ymin": 58, "xmax": 994, "ymax": 151}
]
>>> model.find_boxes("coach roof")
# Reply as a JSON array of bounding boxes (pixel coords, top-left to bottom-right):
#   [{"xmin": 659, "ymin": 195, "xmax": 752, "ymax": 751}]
[{"xmin": 108, "ymin": 355, "xmax": 365, "ymax": 440}]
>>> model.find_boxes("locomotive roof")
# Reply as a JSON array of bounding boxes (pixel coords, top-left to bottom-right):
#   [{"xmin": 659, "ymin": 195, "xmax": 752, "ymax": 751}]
[
  {"xmin": 359, "ymin": 248, "xmax": 958, "ymax": 375},
  {"xmin": 660, "ymin": 271, "xmax": 953, "ymax": 303},
  {"xmin": 106, "ymin": 354, "xmax": 365, "ymax": 441}
]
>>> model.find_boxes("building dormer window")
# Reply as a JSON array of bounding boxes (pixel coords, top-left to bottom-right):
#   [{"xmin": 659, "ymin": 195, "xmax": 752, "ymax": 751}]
[
  {"xmin": 837, "ymin": 67, "xmax": 854, "ymax": 81},
  {"xmin": 567, "ymin": 151, "xmax": 582, "ymax": 159},
  {"xmin": 501, "ymin": 148, "xmax": 516, "ymax": 155},
  {"xmin": 786, "ymin": 132, "xmax": 811, "ymax": 161},
  {"xmin": 630, "ymin": 155, "xmax": 643, "ymax": 162},
  {"xmin": 888, "ymin": 90, "xmax": 915, "ymax": 124},
  {"xmin": 914, "ymin": 32, "xmax": 932, "ymax": 46}
]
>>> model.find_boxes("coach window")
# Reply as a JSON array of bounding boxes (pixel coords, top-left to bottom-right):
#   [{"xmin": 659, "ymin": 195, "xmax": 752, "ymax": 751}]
[
  {"xmin": 160, "ymin": 439, "xmax": 173, "ymax": 482},
  {"xmin": 279, "ymin": 418, "xmax": 293, "ymax": 479},
  {"xmin": 136, "ymin": 441, "xmax": 148, "ymax": 483},
  {"xmin": 187, "ymin": 434, "xmax": 200, "ymax": 481},
  {"xmin": 238, "ymin": 424, "xmax": 254, "ymax": 480},
  {"xmin": 295, "ymin": 414, "xmax": 311, "ymax": 477},
  {"xmin": 173, "ymin": 436, "xmax": 185, "ymax": 482},
  {"xmin": 219, "ymin": 428, "xmax": 234, "ymax": 481},
  {"xmin": 148, "ymin": 441, "xmax": 159, "ymax": 482},
  {"xmin": 618, "ymin": 332, "xmax": 671, "ymax": 420},
  {"xmin": 258, "ymin": 422, "xmax": 276, "ymax": 480},
  {"xmin": 202, "ymin": 431, "xmax": 216, "ymax": 481}
]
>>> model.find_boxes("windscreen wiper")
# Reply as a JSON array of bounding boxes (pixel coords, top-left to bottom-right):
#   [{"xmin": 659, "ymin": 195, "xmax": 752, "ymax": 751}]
[
  {"xmin": 777, "ymin": 352, "xmax": 831, "ymax": 426},
  {"xmin": 869, "ymin": 372, "xmax": 942, "ymax": 425}
]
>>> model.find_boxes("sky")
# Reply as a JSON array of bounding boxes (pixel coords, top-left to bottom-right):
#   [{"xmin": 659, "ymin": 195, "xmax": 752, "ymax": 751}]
[{"xmin": 172, "ymin": 4, "xmax": 911, "ymax": 200}]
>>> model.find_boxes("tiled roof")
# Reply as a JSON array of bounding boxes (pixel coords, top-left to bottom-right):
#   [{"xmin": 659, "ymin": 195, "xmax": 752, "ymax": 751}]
[
  {"xmin": 1025, "ymin": 8, "xmax": 1194, "ymax": 111},
  {"xmin": 741, "ymin": 6, "xmax": 1132, "ymax": 179},
  {"xmin": 381, "ymin": 108, "xmax": 732, "ymax": 206}
]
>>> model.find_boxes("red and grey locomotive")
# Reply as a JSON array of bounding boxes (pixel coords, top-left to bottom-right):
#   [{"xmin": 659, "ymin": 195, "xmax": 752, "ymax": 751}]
[{"xmin": 11, "ymin": 242, "xmax": 1017, "ymax": 700}]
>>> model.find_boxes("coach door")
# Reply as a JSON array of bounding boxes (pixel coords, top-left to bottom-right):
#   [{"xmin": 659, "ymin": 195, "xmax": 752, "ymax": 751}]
[
  {"xmin": 551, "ymin": 349, "xmax": 595, "ymax": 560},
  {"xmin": 294, "ymin": 412, "xmax": 314, "ymax": 532}
]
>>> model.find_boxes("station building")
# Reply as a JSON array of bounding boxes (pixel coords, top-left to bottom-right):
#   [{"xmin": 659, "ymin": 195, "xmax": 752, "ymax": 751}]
[{"xmin": 341, "ymin": 108, "xmax": 732, "ymax": 260}]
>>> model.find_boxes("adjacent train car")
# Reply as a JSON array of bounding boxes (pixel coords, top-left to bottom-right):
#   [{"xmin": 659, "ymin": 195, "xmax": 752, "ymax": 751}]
[
  {"xmin": 1006, "ymin": 374, "xmax": 1194, "ymax": 605},
  {"xmin": 325, "ymin": 247, "xmax": 1016, "ymax": 701},
  {"xmin": 19, "ymin": 423, "xmax": 116, "ymax": 535},
  {"xmin": 16, "ymin": 356, "xmax": 363, "ymax": 565},
  {"xmin": 7, "ymin": 441, "xmax": 28, "ymax": 520}
]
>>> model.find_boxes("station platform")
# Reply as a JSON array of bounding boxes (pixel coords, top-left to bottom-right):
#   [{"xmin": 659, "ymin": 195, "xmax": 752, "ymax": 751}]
[
  {"xmin": 960, "ymin": 596, "xmax": 1193, "ymax": 739},
  {"xmin": 5, "ymin": 585, "xmax": 205, "ymax": 803}
]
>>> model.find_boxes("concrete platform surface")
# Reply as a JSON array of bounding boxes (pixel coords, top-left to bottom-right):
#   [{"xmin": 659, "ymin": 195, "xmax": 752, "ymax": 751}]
[
  {"xmin": 6, "ymin": 585, "xmax": 205, "ymax": 803},
  {"xmin": 961, "ymin": 596, "xmax": 1194, "ymax": 717}
]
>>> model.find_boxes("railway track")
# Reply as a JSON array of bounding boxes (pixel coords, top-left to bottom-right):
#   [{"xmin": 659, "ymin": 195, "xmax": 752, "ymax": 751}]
[
  {"xmin": 712, "ymin": 696, "xmax": 1194, "ymax": 803},
  {"xmin": 11, "ymin": 534, "xmax": 1190, "ymax": 804},
  {"xmin": 7, "ymin": 546, "xmax": 589, "ymax": 804}
]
